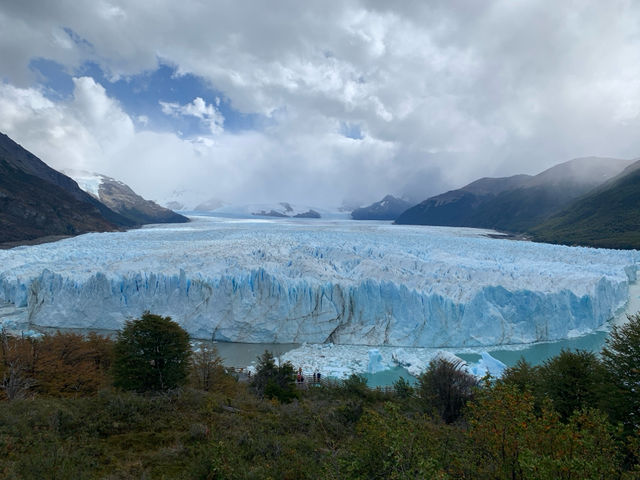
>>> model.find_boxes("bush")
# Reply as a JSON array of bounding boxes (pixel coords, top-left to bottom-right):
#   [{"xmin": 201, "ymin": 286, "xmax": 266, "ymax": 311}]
[
  {"xmin": 340, "ymin": 373, "xmax": 369, "ymax": 398},
  {"xmin": 112, "ymin": 312, "xmax": 191, "ymax": 392},
  {"xmin": 417, "ymin": 357, "xmax": 478, "ymax": 424}
]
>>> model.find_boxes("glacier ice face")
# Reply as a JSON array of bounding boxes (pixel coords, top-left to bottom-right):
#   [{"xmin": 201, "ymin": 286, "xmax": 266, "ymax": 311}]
[{"xmin": 0, "ymin": 216, "xmax": 637, "ymax": 347}]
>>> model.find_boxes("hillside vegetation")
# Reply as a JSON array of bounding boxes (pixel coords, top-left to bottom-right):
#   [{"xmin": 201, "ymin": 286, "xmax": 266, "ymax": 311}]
[
  {"xmin": 1, "ymin": 313, "xmax": 639, "ymax": 479},
  {"xmin": 531, "ymin": 162, "xmax": 640, "ymax": 249}
]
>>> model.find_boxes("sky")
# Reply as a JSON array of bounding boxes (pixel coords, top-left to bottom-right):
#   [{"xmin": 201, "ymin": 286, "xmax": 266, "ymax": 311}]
[{"xmin": 1, "ymin": 1, "xmax": 640, "ymax": 208}]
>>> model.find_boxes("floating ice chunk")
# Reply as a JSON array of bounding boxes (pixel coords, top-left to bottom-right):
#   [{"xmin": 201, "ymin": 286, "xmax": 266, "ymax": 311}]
[
  {"xmin": 391, "ymin": 349, "xmax": 464, "ymax": 377},
  {"xmin": 468, "ymin": 351, "xmax": 507, "ymax": 378},
  {"xmin": 367, "ymin": 349, "xmax": 388, "ymax": 373}
]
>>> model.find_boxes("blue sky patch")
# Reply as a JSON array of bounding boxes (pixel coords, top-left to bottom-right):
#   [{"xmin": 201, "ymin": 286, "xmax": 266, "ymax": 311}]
[
  {"xmin": 340, "ymin": 122, "xmax": 364, "ymax": 140},
  {"xmin": 29, "ymin": 59, "xmax": 265, "ymax": 136}
]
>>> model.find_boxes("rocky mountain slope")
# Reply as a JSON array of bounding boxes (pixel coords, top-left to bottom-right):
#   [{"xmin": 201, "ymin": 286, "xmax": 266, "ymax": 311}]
[
  {"xmin": 395, "ymin": 157, "xmax": 632, "ymax": 232},
  {"xmin": 69, "ymin": 172, "xmax": 188, "ymax": 225},
  {"xmin": 0, "ymin": 133, "xmax": 132, "ymax": 245}
]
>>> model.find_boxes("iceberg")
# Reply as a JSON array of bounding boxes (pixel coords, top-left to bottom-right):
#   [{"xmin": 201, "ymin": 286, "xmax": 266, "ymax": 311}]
[
  {"xmin": 367, "ymin": 349, "xmax": 388, "ymax": 374},
  {"xmin": 0, "ymin": 216, "xmax": 637, "ymax": 348},
  {"xmin": 468, "ymin": 352, "xmax": 507, "ymax": 378}
]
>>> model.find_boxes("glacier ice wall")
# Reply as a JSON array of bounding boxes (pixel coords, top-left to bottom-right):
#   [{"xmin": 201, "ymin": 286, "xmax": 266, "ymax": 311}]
[{"xmin": 0, "ymin": 216, "xmax": 637, "ymax": 347}]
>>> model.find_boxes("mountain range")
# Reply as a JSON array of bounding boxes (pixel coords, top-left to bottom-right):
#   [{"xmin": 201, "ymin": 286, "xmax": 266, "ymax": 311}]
[
  {"xmin": 395, "ymin": 157, "xmax": 632, "ymax": 232},
  {"xmin": 0, "ymin": 133, "xmax": 186, "ymax": 246},
  {"xmin": 390, "ymin": 155, "xmax": 640, "ymax": 249}
]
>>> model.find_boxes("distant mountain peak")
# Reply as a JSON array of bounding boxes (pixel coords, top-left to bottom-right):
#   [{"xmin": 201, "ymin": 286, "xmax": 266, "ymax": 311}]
[
  {"xmin": 351, "ymin": 195, "xmax": 413, "ymax": 221},
  {"xmin": 66, "ymin": 170, "xmax": 188, "ymax": 226}
]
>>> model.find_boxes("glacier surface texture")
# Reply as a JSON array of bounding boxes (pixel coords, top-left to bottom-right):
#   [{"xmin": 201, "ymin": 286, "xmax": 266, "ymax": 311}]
[{"xmin": 0, "ymin": 216, "xmax": 637, "ymax": 347}]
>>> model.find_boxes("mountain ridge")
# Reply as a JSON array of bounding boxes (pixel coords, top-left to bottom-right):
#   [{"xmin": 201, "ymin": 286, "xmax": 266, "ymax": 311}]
[
  {"xmin": 351, "ymin": 195, "xmax": 414, "ymax": 220},
  {"xmin": 395, "ymin": 157, "xmax": 632, "ymax": 232},
  {"xmin": 0, "ymin": 133, "xmax": 128, "ymax": 244},
  {"xmin": 68, "ymin": 171, "xmax": 188, "ymax": 225}
]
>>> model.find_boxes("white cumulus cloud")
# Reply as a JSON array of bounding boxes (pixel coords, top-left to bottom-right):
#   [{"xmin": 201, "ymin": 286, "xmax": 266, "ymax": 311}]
[{"xmin": 159, "ymin": 97, "xmax": 224, "ymax": 135}]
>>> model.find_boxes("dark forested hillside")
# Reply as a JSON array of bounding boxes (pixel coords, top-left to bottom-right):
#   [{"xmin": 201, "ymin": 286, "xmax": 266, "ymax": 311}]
[
  {"xmin": 530, "ymin": 160, "xmax": 640, "ymax": 249},
  {"xmin": 395, "ymin": 157, "xmax": 631, "ymax": 233}
]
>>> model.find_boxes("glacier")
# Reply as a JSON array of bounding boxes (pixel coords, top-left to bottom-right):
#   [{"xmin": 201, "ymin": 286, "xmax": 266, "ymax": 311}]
[{"xmin": 0, "ymin": 215, "xmax": 638, "ymax": 348}]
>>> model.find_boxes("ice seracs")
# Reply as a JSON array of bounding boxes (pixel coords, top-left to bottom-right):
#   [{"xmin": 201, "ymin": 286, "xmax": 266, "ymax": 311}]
[{"xmin": 0, "ymin": 216, "xmax": 637, "ymax": 349}]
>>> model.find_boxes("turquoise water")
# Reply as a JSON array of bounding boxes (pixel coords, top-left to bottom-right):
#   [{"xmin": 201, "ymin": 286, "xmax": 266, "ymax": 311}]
[
  {"xmin": 458, "ymin": 331, "xmax": 609, "ymax": 368},
  {"xmin": 35, "ymin": 297, "xmax": 634, "ymax": 389},
  {"xmin": 362, "ymin": 331, "xmax": 611, "ymax": 388}
]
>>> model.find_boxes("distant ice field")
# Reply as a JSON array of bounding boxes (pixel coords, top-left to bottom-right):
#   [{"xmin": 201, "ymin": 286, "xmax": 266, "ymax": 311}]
[{"xmin": 0, "ymin": 215, "xmax": 638, "ymax": 349}]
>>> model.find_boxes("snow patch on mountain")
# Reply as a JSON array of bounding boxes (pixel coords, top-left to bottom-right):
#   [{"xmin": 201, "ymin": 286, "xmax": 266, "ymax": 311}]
[{"xmin": 70, "ymin": 172, "xmax": 103, "ymax": 198}]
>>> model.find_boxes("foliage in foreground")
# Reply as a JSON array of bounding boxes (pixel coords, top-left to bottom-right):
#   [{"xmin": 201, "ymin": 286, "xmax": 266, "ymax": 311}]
[{"xmin": 0, "ymin": 312, "xmax": 639, "ymax": 478}]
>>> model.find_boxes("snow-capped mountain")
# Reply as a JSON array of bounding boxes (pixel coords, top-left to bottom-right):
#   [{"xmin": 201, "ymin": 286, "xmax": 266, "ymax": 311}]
[
  {"xmin": 158, "ymin": 189, "xmax": 226, "ymax": 212},
  {"xmin": 0, "ymin": 132, "xmax": 130, "ymax": 245},
  {"xmin": 67, "ymin": 171, "xmax": 188, "ymax": 226},
  {"xmin": 351, "ymin": 195, "xmax": 414, "ymax": 220}
]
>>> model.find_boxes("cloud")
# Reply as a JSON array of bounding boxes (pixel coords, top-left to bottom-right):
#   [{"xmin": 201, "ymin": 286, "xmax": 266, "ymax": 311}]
[
  {"xmin": 1, "ymin": 1, "xmax": 640, "ymax": 206},
  {"xmin": 0, "ymin": 77, "xmax": 407, "ymax": 206},
  {"xmin": 160, "ymin": 97, "xmax": 224, "ymax": 135}
]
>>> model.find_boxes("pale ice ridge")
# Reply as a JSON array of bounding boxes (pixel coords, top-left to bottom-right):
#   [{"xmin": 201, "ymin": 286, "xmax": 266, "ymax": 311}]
[
  {"xmin": 0, "ymin": 216, "xmax": 637, "ymax": 347},
  {"xmin": 275, "ymin": 343, "xmax": 505, "ymax": 379}
]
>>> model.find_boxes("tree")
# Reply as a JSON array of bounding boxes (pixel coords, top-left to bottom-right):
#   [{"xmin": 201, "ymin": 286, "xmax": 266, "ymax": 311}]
[
  {"xmin": 250, "ymin": 350, "xmax": 298, "ymax": 403},
  {"xmin": 393, "ymin": 376, "xmax": 414, "ymax": 399},
  {"xmin": 602, "ymin": 313, "xmax": 640, "ymax": 430},
  {"xmin": 190, "ymin": 342, "xmax": 225, "ymax": 391},
  {"xmin": 0, "ymin": 329, "xmax": 36, "ymax": 400},
  {"xmin": 467, "ymin": 383, "xmax": 621, "ymax": 479},
  {"xmin": 500, "ymin": 357, "xmax": 539, "ymax": 393},
  {"xmin": 34, "ymin": 332, "xmax": 113, "ymax": 397},
  {"xmin": 537, "ymin": 349, "xmax": 610, "ymax": 420},
  {"xmin": 112, "ymin": 312, "xmax": 191, "ymax": 392},
  {"xmin": 418, "ymin": 357, "xmax": 478, "ymax": 424}
]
